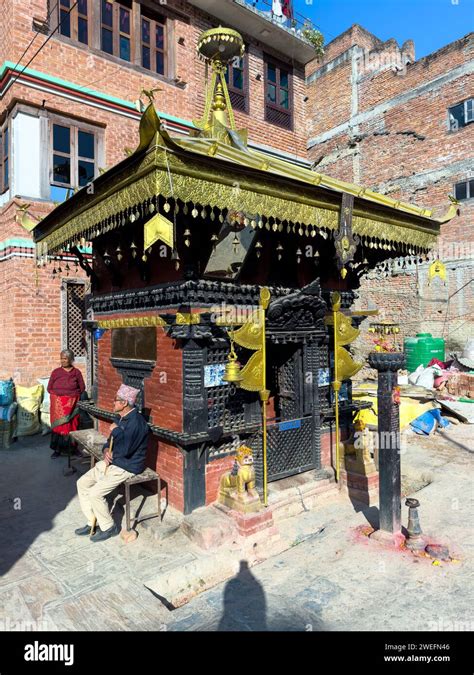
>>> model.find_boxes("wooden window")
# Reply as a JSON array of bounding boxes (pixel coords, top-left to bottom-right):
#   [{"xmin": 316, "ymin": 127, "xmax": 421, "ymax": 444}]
[
  {"xmin": 448, "ymin": 98, "xmax": 474, "ymax": 131},
  {"xmin": 64, "ymin": 281, "xmax": 87, "ymax": 359},
  {"xmin": 58, "ymin": 0, "xmax": 89, "ymax": 45},
  {"xmin": 51, "ymin": 121, "xmax": 97, "ymax": 189},
  {"xmin": 0, "ymin": 124, "xmax": 9, "ymax": 194},
  {"xmin": 264, "ymin": 57, "xmax": 293, "ymax": 130},
  {"xmin": 140, "ymin": 12, "xmax": 166, "ymax": 75},
  {"xmin": 454, "ymin": 179, "xmax": 474, "ymax": 201},
  {"xmin": 100, "ymin": 0, "xmax": 133, "ymax": 62},
  {"xmin": 225, "ymin": 54, "xmax": 248, "ymax": 113}
]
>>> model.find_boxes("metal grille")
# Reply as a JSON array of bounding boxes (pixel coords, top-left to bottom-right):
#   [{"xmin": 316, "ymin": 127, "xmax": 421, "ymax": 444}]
[
  {"xmin": 229, "ymin": 89, "xmax": 246, "ymax": 112},
  {"xmin": 66, "ymin": 282, "xmax": 86, "ymax": 358},
  {"xmin": 251, "ymin": 416, "xmax": 317, "ymax": 485},
  {"xmin": 278, "ymin": 351, "xmax": 300, "ymax": 420},
  {"xmin": 317, "ymin": 344, "xmax": 332, "ymax": 412},
  {"xmin": 265, "ymin": 105, "xmax": 292, "ymax": 129},
  {"xmin": 206, "ymin": 346, "xmax": 252, "ymax": 431}
]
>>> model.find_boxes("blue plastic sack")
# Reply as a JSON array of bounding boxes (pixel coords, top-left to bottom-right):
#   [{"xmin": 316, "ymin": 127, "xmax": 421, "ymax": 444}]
[
  {"xmin": 0, "ymin": 379, "xmax": 14, "ymax": 406},
  {"xmin": 410, "ymin": 409, "xmax": 450, "ymax": 435}
]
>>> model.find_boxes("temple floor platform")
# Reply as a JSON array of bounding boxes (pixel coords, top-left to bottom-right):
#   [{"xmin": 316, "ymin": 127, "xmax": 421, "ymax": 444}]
[{"xmin": 0, "ymin": 424, "xmax": 472, "ymax": 631}]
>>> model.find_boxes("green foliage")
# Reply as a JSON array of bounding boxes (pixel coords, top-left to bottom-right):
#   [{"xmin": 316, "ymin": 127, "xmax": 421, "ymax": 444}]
[{"xmin": 302, "ymin": 25, "xmax": 325, "ymax": 58}]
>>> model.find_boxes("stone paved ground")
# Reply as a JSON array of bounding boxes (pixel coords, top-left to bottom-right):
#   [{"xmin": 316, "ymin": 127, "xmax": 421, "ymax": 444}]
[{"xmin": 0, "ymin": 423, "xmax": 472, "ymax": 632}]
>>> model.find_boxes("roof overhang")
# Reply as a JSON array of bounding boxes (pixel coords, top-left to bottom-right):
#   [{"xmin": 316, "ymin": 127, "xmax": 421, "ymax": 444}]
[{"xmin": 187, "ymin": 0, "xmax": 317, "ymax": 65}]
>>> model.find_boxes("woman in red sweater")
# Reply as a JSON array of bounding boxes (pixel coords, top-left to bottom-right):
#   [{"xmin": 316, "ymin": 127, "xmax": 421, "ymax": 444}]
[{"xmin": 48, "ymin": 350, "xmax": 85, "ymax": 458}]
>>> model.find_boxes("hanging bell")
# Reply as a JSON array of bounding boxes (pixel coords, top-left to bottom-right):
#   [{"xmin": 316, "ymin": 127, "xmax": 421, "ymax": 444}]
[
  {"xmin": 255, "ymin": 241, "xmax": 263, "ymax": 258},
  {"xmin": 222, "ymin": 348, "xmax": 243, "ymax": 384},
  {"xmin": 232, "ymin": 233, "xmax": 240, "ymax": 254},
  {"xmin": 276, "ymin": 242, "xmax": 284, "ymax": 261},
  {"xmin": 103, "ymin": 250, "xmax": 111, "ymax": 265},
  {"xmin": 171, "ymin": 249, "xmax": 180, "ymax": 270},
  {"xmin": 296, "ymin": 247, "xmax": 302, "ymax": 264},
  {"xmin": 211, "ymin": 233, "xmax": 219, "ymax": 250},
  {"xmin": 130, "ymin": 241, "xmax": 137, "ymax": 258},
  {"xmin": 116, "ymin": 245, "xmax": 123, "ymax": 262},
  {"xmin": 184, "ymin": 228, "xmax": 192, "ymax": 247}
]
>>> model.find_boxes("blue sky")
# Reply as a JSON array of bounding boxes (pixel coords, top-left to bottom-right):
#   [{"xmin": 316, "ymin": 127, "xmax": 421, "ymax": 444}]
[{"xmin": 294, "ymin": 0, "xmax": 474, "ymax": 58}]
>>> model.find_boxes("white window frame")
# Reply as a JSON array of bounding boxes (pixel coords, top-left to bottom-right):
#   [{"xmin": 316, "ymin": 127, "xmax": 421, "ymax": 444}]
[
  {"xmin": 454, "ymin": 179, "xmax": 474, "ymax": 202},
  {"xmin": 49, "ymin": 114, "xmax": 102, "ymax": 190},
  {"xmin": 465, "ymin": 98, "xmax": 474, "ymax": 124}
]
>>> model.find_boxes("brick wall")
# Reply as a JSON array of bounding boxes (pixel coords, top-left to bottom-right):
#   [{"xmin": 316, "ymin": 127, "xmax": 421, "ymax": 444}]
[{"xmin": 307, "ymin": 26, "xmax": 474, "ymax": 355}]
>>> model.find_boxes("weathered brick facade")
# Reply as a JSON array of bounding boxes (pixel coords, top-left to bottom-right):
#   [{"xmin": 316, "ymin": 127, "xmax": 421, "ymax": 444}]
[
  {"xmin": 0, "ymin": 0, "xmax": 311, "ymax": 385},
  {"xmin": 307, "ymin": 25, "xmax": 473, "ymax": 359}
]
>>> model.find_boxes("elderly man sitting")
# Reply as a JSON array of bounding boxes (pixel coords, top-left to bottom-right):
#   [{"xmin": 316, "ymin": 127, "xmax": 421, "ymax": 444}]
[{"xmin": 75, "ymin": 385, "xmax": 149, "ymax": 542}]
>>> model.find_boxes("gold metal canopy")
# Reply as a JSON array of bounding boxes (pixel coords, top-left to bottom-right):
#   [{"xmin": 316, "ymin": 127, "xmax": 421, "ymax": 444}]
[{"xmin": 33, "ymin": 27, "xmax": 455, "ymax": 257}]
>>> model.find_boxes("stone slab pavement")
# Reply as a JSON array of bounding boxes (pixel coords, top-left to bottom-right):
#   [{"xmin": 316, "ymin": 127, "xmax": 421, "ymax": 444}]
[{"xmin": 0, "ymin": 423, "xmax": 472, "ymax": 632}]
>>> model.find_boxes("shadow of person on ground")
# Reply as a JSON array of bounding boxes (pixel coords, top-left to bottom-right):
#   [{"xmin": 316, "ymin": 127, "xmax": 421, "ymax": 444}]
[{"xmin": 217, "ymin": 560, "xmax": 267, "ymax": 631}]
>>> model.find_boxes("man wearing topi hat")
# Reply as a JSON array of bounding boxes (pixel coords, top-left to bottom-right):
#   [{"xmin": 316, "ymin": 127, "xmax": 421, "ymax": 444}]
[{"xmin": 75, "ymin": 384, "xmax": 149, "ymax": 542}]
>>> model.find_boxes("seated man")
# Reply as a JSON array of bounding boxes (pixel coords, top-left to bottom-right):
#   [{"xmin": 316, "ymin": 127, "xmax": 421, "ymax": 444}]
[{"xmin": 75, "ymin": 384, "xmax": 149, "ymax": 542}]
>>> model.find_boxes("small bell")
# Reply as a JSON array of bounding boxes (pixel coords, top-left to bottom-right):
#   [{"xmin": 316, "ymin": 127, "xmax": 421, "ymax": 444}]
[
  {"xmin": 116, "ymin": 245, "xmax": 123, "ymax": 262},
  {"xmin": 211, "ymin": 233, "xmax": 219, "ymax": 250},
  {"xmin": 232, "ymin": 233, "xmax": 240, "ymax": 254},
  {"xmin": 184, "ymin": 229, "xmax": 191, "ymax": 247},
  {"xmin": 296, "ymin": 247, "xmax": 302, "ymax": 264},
  {"xmin": 222, "ymin": 346, "xmax": 243, "ymax": 384},
  {"xmin": 171, "ymin": 249, "xmax": 180, "ymax": 270},
  {"xmin": 130, "ymin": 241, "xmax": 137, "ymax": 258},
  {"xmin": 255, "ymin": 241, "xmax": 263, "ymax": 258},
  {"xmin": 276, "ymin": 242, "xmax": 284, "ymax": 261},
  {"xmin": 103, "ymin": 249, "xmax": 111, "ymax": 265}
]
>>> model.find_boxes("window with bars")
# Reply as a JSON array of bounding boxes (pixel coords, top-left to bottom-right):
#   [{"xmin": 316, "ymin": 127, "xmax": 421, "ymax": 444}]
[
  {"xmin": 448, "ymin": 99, "xmax": 474, "ymax": 131},
  {"xmin": 51, "ymin": 121, "xmax": 97, "ymax": 189},
  {"xmin": 0, "ymin": 123, "xmax": 9, "ymax": 194},
  {"xmin": 58, "ymin": 0, "xmax": 90, "ymax": 45},
  {"xmin": 454, "ymin": 178, "xmax": 474, "ymax": 201},
  {"xmin": 225, "ymin": 54, "xmax": 248, "ymax": 113},
  {"xmin": 64, "ymin": 282, "xmax": 87, "ymax": 359},
  {"xmin": 264, "ymin": 56, "xmax": 292, "ymax": 130}
]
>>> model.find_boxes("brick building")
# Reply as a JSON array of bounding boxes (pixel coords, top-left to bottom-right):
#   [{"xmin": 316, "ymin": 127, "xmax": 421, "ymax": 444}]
[
  {"xmin": 306, "ymin": 25, "xmax": 473, "ymax": 359},
  {"xmin": 0, "ymin": 0, "xmax": 316, "ymax": 386}
]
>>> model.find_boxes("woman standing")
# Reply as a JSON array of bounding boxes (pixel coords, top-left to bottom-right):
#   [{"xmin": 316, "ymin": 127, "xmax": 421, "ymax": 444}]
[{"xmin": 48, "ymin": 350, "xmax": 86, "ymax": 458}]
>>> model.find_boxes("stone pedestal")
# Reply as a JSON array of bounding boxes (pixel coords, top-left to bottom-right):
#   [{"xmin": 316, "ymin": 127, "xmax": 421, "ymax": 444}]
[
  {"xmin": 368, "ymin": 352, "xmax": 406, "ymax": 537},
  {"xmin": 340, "ymin": 426, "xmax": 379, "ymax": 505}
]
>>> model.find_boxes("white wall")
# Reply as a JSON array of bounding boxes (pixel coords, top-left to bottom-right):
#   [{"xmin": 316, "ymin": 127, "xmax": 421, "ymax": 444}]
[{"xmin": 11, "ymin": 110, "xmax": 46, "ymax": 200}]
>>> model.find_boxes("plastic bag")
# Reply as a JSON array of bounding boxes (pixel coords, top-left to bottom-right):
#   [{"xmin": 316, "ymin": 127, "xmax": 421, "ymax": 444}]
[
  {"xmin": 15, "ymin": 384, "xmax": 43, "ymax": 437},
  {"xmin": 0, "ymin": 379, "xmax": 15, "ymax": 406}
]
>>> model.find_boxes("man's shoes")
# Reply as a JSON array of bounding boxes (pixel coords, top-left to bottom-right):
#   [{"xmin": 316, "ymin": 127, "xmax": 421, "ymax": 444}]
[
  {"xmin": 50, "ymin": 451, "xmax": 61, "ymax": 459},
  {"xmin": 90, "ymin": 524, "xmax": 119, "ymax": 542},
  {"xmin": 74, "ymin": 524, "xmax": 94, "ymax": 536}
]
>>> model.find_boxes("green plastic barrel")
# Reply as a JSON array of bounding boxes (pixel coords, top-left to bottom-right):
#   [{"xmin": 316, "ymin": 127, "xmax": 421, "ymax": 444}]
[{"xmin": 404, "ymin": 333, "xmax": 445, "ymax": 372}]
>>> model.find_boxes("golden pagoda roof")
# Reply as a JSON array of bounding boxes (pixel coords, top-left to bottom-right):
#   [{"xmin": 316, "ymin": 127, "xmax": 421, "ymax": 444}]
[{"xmin": 33, "ymin": 103, "xmax": 456, "ymax": 255}]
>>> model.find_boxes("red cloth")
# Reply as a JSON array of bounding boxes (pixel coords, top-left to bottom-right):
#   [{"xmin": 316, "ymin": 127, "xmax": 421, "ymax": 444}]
[
  {"xmin": 48, "ymin": 367, "xmax": 85, "ymax": 397},
  {"xmin": 282, "ymin": 0, "xmax": 293, "ymax": 19},
  {"xmin": 50, "ymin": 394, "xmax": 80, "ymax": 436}
]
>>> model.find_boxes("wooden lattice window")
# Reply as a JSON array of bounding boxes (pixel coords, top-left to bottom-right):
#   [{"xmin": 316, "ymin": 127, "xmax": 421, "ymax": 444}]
[
  {"xmin": 265, "ymin": 56, "xmax": 293, "ymax": 130},
  {"xmin": 65, "ymin": 282, "xmax": 86, "ymax": 359}
]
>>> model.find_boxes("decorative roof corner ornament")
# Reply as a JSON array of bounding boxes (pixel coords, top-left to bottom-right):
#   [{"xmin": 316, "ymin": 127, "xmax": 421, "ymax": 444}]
[
  {"xmin": 435, "ymin": 195, "xmax": 460, "ymax": 224},
  {"xmin": 193, "ymin": 27, "xmax": 248, "ymax": 147},
  {"xmin": 334, "ymin": 193, "xmax": 359, "ymax": 279}
]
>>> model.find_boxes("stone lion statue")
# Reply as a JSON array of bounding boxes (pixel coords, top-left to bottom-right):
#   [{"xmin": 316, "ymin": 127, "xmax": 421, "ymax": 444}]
[{"xmin": 218, "ymin": 445, "xmax": 261, "ymax": 512}]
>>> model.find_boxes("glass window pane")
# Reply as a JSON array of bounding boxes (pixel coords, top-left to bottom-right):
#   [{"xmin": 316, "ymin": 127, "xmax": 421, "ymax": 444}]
[
  {"xmin": 78, "ymin": 160, "xmax": 95, "ymax": 187},
  {"xmin": 53, "ymin": 155, "xmax": 71, "ymax": 184},
  {"xmin": 466, "ymin": 99, "xmax": 474, "ymax": 121},
  {"xmin": 454, "ymin": 182, "xmax": 467, "ymax": 201},
  {"xmin": 59, "ymin": 9, "xmax": 71, "ymax": 37},
  {"xmin": 4, "ymin": 159, "xmax": 8, "ymax": 189},
  {"xmin": 156, "ymin": 51, "xmax": 164, "ymax": 75},
  {"xmin": 4, "ymin": 128, "xmax": 8, "ymax": 153},
  {"xmin": 78, "ymin": 131, "xmax": 94, "ymax": 159},
  {"xmin": 280, "ymin": 88, "xmax": 289, "ymax": 109},
  {"xmin": 77, "ymin": 0, "xmax": 87, "ymax": 14},
  {"xmin": 78, "ymin": 17, "xmax": 88, "ymax": 44},
  {"xmin": 142, "ymin": 46, "xmax": 150, "ymax": 69},
  {"xmin": 156, "ymin": 25, "xmax": 164, "ymax": 50},
  {"xmin": 60, "ymin": 0, "xmax": 71, "ymax": 6},
  {"xmin": 267, "ymin": 83, "xmax": 276, "ymax": 103},
  {"xmin": 233, "ymin": 67, "xmax": 243, "ymax": 90},
  {"xmin": 53, "ymin": 125, "xmax": 70, "ymax": 153},
  {"xmin": 101, "ymin": 27, "xmax": 113, "ymax": 54},
  {"xmin": 267, "ymin": 63, "xmax": 276, "ymax": 83},
  {"xmin": 120, "ymin": 7, "xmax": 130, "ymax": 34},
  {"xmin": 469, "ymin": 179, "xmax": 474, "ymax": 198},
  {"xmin": 120, "ymin": 36, "xmax": 130, "ymax": 61},
  {"xmin": 449, "ymin": 103, "xmax": 465, "ymax": 130},
  {"xmin": 50, "ymin": 185, "xmax": 70, "ymax": 202},
  {"xmin": 102, "ymin": 0, "xmax": 113, "ymax": 27},
  {"xmin": 280, "ymin": 70, "xmax": 289, "ymax": 88},
  {"xmin": 142, "ymin": 18, "xmax": 150, "ymax": 44}
]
